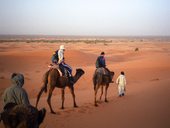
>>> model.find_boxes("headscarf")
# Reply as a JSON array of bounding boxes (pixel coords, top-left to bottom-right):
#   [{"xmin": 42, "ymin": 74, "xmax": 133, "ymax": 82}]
[{"xmin": 11, "ymin": 73, "xmax": 24, "ymax": 87}]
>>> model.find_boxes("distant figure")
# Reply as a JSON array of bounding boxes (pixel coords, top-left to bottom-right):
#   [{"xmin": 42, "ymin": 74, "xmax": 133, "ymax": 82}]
[
  {"xmin": 2, "ymin": 73, "xmax": 30, "ymax": 107},
  {"xmin": 95, "ymin": 52, "xmax": 113, "ymax": 83},
  {"xmin": 116, "ymin": 71, "xmax": 127, "ymax": 97},
  {"xmin": 51, "ymin": 45, "xmax": 74, "ymax": 84}
]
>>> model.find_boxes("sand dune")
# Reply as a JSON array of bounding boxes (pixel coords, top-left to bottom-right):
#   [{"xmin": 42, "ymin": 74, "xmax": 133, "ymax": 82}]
[{"xmin": 0, "ymin": 41, "xmax": 170, "ymax": 128}]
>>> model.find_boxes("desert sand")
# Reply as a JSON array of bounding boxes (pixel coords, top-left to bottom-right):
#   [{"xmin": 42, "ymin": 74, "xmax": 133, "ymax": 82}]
[{"xmin": 0, "ymin": 39, "xmax": 170, "ymax": 128}]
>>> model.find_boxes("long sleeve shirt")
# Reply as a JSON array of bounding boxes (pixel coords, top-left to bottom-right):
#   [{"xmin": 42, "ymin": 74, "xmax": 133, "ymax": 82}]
[
  {"xmin": 116, "ymin": 74, "xmax": 126, "ymax": 87},
  {"xmin": 2, "ymin": 85, "xmax": 30, "ymax": 107},
  {"xmin": 2, "ymin": 74, "xmax": 30, "ymax": 107},
  {"xmin": 96, "ymin": 55, "xmax": 106, "ymax": 68},
  {"xmin": 58, "ymin": 49, "xmax": 64, "ymax": 64}
]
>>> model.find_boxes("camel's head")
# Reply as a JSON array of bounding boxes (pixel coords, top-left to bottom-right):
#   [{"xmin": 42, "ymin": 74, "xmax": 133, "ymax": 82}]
[
  {"xmin": 110, "ymin": 71, "xmax": 115, "ymax": 78},
  {"xmin": 76, "ymin": 68, "xmax": 85, "ymax": 76},
  {"xmin": 0, "ymin": 103, "xmax": 46, "ymax": 128}
]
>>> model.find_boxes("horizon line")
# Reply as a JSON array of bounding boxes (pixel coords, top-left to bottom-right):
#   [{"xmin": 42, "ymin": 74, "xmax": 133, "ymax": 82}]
[{"xmin": 0, "ymin": 34, "xmax": 170, "ymax": 37}]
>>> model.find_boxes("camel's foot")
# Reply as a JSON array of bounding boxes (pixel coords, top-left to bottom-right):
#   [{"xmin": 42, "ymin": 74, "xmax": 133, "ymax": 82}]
[
  {"xmin": 60, "ymin": 107, "xmax": 64, "ymax": 110},
  {"xmin": 51, "ymin": 111, "xmax": 56, "ymax": 114},
  {"xmin": 74, "ymin": 104, "xmax": 78, "ymax": 108},
  {"xmin": 94, "ymin": 103, "xmax": 98, "ymax": 107}
]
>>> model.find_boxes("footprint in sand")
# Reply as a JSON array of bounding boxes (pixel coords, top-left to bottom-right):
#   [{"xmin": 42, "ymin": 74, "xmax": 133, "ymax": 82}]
[
  {"xmin": 35, "ymin": 70, "xmax": 41, "ymax": 73},
  {"xmin": 77, "ymin": 108, "xmax": 87, "ymax": 113},
  {"xmin": 151, "ymin": 78, "xmax": 159, "ymax": 81},
  {"xmin": 0, "ymin": 76, "xmax": 5, "ymax": 79},
  {"xmin": 25, "ymin": 77, "xmax": 31, "ymax": 80}
]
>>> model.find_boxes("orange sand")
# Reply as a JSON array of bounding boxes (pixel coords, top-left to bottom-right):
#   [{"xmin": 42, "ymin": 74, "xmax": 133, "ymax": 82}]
[{"xmin": 0, "ymin": 41, "xmax": 170, "ymax": 128}]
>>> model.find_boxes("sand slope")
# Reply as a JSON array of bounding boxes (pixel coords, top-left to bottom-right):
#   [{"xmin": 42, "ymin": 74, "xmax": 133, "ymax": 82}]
[{"xmin": 0, "ymin": 42, "xmax": 170, "ymax": 128}]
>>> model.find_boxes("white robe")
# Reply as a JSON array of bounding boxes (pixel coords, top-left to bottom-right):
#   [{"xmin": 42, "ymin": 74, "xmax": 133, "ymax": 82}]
[{"xmin": 116, "ymin": 74, "xmax": 126, "ymax": 95}]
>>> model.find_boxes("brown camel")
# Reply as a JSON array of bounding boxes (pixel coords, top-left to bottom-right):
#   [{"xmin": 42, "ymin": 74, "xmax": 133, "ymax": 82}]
[
  {"xmin": 36, "ymin": 68, "xmax": 85, "ymax": 114},
  {"xmin": 0, "ymin": 103, "xmax": 46, "ymax": 128},
  {"xmin": 93, "ymin": 68, "xmax": 114, "ymax": 106}
]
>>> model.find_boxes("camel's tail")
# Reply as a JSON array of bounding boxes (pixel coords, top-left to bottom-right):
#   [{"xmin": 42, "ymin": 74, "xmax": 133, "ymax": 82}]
[
  {"xmin": 43, "ymin": 70, "xmax": 50, "ymax": 93},
  {"xmin": 93, "ymin": 71, "xmax": 97, "ymax": 90},
  {"xmin": 36, "ymin": 70, "xmax": 50, "ymax": 108}
]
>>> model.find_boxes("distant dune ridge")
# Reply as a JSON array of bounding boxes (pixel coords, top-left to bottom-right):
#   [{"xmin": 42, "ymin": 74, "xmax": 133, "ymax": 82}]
[
  {"xmin": 0, "ymin": 37, "xmax": 170, "ymax": 128},
  {"xmin": 0, "ymin": 35, "xmax": 170, "ymax": 43}
]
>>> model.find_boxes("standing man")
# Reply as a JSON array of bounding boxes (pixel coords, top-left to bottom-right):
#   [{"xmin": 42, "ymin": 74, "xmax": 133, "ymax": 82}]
[{"xmin": 116, "ymin": 71, "xmax": 127, "ymax": 97}]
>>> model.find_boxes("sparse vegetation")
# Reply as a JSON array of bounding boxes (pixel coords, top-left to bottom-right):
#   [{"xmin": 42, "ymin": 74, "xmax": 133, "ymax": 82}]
[
  {"xmin": 0, "ymin": 39, "xmax": 113, "ymax": 44},
  {"xmin": 135, "ymin": 48, "xmax": 139, "ymax": 51}
]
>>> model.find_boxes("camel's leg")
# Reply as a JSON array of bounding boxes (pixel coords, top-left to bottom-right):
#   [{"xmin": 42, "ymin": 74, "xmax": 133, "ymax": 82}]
[
  {"xmin": 61, "ymin": 88, "xmax": 65, "ymax": 109},
  {"xmin": 47, "ymin": 86, "xmax": 55, "ymax": 114},
  {"xmin": 105, "ymin": 84, "xmax": 109, "ymax": 102},
  {"xmin": 36, "ymin": 85, "xmax": 46, "ymax": 108},
  {"xmin": 94, "ymin": 85, "xmax": 100, "ymax": 107},
  {"xmin": 99, "ymin": 86, "xmax": 103, "ymax": 101},
  {"xmin": 69, "ymin": 86, "xmax": 78, "ymax": 108}
]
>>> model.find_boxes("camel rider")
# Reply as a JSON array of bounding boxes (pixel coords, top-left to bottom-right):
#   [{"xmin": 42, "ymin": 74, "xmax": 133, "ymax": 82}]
[
  {"xmin": 95, "ymin": 52, "xmax": 113, "ymax": 83},
  {"xmin": 52, "ymin": 45, "xmax": 74, "ymax": 84},
  {"xmin": 2, "ymin": 73, "xmax": 30, "ymax": 107},
  {"xmin": 96, "ymin": 52, "xmax": 106, "ymax": 68},
  {"xmin": 2, "ymin": 73, "xmax": 46, "ymax": 124}
]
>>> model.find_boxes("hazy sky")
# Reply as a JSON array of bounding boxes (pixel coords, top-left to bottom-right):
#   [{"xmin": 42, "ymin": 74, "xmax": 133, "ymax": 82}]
[{"xmin": 0, "ymin": 0, "xmax": 170, "ymax": 36}]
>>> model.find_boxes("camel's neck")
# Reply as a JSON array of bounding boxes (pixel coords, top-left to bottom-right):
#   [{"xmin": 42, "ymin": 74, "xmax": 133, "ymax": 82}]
[{"xmin": 73, "ymin": 72, "xmax": 82, "ymax": 83}]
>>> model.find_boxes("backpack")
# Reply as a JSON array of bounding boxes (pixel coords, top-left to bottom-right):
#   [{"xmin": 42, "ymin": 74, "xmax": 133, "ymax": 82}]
[{"xmin": 51, "ymin": 50, "xmax": 59, "ymax": 63}]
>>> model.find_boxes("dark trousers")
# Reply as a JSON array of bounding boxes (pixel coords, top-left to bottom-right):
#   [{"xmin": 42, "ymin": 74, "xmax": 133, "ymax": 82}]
[{"xmin": 59, "ymin": 63, "xmax": 72, "ymax": 77}]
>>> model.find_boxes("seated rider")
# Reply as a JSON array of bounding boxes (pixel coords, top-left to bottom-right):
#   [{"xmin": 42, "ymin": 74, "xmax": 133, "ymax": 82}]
[
  {"xmin": 95, "ymin": 52, "xmax": 113, "ymax": 83},
  {"xmin": 2, "ymin": 73, "xmax": 46, "ymax": 115},
  {"xmin": 51, "ymin": 45, "xmax": 74, "ymax": 84},
  {"xmin": 2, "ymin": 73, "xmax": 30, "ymax": 107},
  {"xmin": 96, "ymin": 52, "xmax": 106, "ymax": 69}
]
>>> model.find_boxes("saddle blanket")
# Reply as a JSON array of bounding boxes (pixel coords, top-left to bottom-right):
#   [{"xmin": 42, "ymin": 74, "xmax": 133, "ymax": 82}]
[{"xmin": 48, "ymin": 64, "xmax": 62, "ymax": 76}]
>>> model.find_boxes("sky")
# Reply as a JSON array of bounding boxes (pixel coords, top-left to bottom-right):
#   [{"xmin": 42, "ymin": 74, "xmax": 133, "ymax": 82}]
[{"xmin": 0, "ymin": 0, "xmax": 170, "ymax": 36}]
